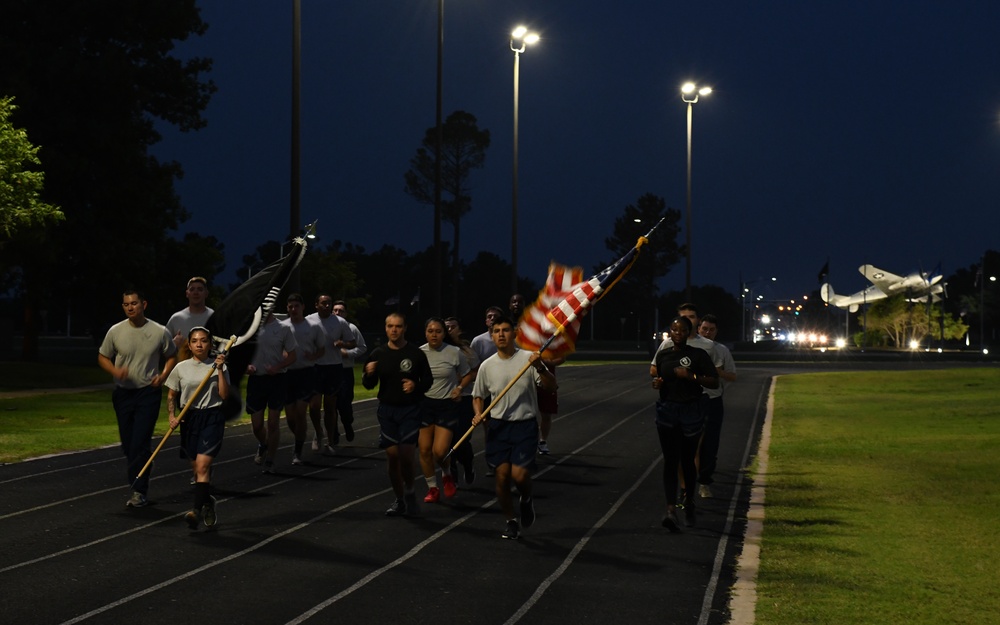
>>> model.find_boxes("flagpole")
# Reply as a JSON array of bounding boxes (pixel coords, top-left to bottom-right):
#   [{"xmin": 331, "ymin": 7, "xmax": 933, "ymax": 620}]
[
  {"xmin": 445, "ymin": 220, "xmax": 664, "ymax": 461},
  {"xmin": 443, "ymin": 331, "xmax": 560, "ymax": 461},
  {"xmin": 131, "ymin": 336, "xmax": 237, "ymax": 486}
]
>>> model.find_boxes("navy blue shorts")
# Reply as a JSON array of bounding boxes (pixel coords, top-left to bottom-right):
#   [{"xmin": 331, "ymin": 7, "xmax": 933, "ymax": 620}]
[
  {"xmin": 245, "ymin": 374, "xmax": 288, "ymax": 413},
  {"xmin": 655, "ymin": 398, "xmax": 705, "ymax": 438},
  {"xmin": 285, "ymin": 367, "xmax": 316, "ymax": 404},
  {"xmin": 376, "ymin": 403, "xmax": 421, "ymax": 449},
  {"xmin": 485, "ymin": 419, "xmax": 538, "ymax": 471},
  {"xmin": 315, "ymin": 363, "xmax": 344, "ymax": 396},
  {"xmin": 179, "ymin": 407, "xmax": 225, "ymax": 459},
  {"xmin": 420, "ymin": 397, "xmax": 460, "ymax": 431}
]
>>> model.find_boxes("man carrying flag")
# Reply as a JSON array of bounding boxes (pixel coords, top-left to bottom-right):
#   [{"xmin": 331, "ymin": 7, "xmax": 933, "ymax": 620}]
[{"xmin": 471, "ymin": 315, "xmax": 557, "ymax": 540}]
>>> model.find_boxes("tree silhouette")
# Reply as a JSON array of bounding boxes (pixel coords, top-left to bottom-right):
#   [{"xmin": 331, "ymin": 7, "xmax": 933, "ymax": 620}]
[
  {"xmin": 404, "ymin": 110, "xmax": 490, "ymax": 312},
  {"xmin": 0, "ymin": 1, "xmax": 215, "ymax": 357}
]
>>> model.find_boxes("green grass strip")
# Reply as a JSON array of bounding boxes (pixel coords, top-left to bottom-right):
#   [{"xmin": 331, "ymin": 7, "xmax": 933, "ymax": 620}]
[{"xmin": 757, "ymin": 368, "xmax": 1000, "ymax": 625}]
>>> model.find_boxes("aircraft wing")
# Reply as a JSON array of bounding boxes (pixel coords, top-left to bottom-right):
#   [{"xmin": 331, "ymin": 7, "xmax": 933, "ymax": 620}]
[{"xmin": 859, "ymin": 265, "xmax": 908, "ymax": 293}]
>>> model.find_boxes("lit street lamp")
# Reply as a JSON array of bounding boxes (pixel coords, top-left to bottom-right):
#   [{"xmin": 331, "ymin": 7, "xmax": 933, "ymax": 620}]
[
  {"xmin": 681, "ymin": 81, "xmax": 711, "ymax": 301},
  {"xmin": 510, "ymin": 25, "xmax": 539, "ymax": 294}
]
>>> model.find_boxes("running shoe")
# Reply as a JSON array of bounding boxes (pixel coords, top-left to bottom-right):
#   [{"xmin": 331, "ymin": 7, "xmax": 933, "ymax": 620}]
[
  {"xmin": 485, "ymin": 463, "xmax": 496, "ymax": 477},
  {"xmin": 662, "ymin": 508, "xmax": 681, "ymax": 533},
  {"xmin": 423, "ymin": 486, "xmax": 440, "ymax": 503},
  {"xmin": 291, "ymin": 454, "xmax": 303, "ymax": 466},
  {"xmin": 537, "ymin": 440, "xmax": 550, "ymax": 455},
  {"xmin": 442, "ymin": 475, "xmax": 457, "ymax": 498},
  {"xmin": 184, "ymin": 509, "xmax": 200, "ymax": 529},
  {"xmin": 253, "ymin": 445, "xmax": 266, "ymax": 465},
  {"xmin": 684, "ymin": 502, "xmax": 697, "ymax": 528},
  {"xmin": 262, "ymin": 461, "xmax": 275, "ymax": 474},
  {"xmin": 462, "ymin": 463, "xmax": 476, "ymax": 486},
  {"xmin": 385, "ymin": 498, "xmax": 406, "ymax": 517},
  {"xmin": 202, "ymin": 496, "xmax": 218, "ymax": 528},
  {"xmin": 344, "ymin": 422, "xmax": 355, "ymax": 442},
  {"xmin": 698, "ymin": 484, "xmax": 713, "ymax": 499},
  {"xmin": 501, "ymin": 519, "xmax": 520, "ymax": 540},
  {"xmin": 323, "ymin": 444, "xmax": 337, "ymax": 456},
  {"xmin": 311, "ymin": 437, "xmax": 320, "ymax": 452},
  {"xmin": 404, "ymin": 492, "xmax": 420, "ymax": 517},
  {"xmin": 331, "ymin": 429, "xmax": 341, "ymax": 445},
  {"xmin": 519, "ymin": 496, "xmax": 535, "ymax": 528},
  {"xmin": 126, "ymin": 491, "xmax": 148, "ymax": 508}
]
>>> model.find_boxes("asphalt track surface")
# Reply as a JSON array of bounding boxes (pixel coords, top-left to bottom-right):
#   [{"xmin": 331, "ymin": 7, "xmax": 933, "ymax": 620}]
[{"xmin": 1, "ymin": 363, "xmax": 781, "ymax": 625}]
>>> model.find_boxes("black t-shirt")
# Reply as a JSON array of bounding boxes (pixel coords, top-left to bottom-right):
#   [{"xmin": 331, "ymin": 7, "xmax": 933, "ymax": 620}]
[
  {"xmin": 653, "ymin": 343, "xmax": 716, "ymax": 404},
  {"xmin": 361, "ymin": 342, "xmax": 433, "ymax": 406}
]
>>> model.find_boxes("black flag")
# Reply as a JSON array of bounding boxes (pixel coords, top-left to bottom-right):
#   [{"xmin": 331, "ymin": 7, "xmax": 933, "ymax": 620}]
[
  {"xmin": 817, "ymin": 260, "xmax": 829, "ymax": 284},
  {"xmin": 205, "ymin": 235, "xmax": 310, "ymax": 418}
]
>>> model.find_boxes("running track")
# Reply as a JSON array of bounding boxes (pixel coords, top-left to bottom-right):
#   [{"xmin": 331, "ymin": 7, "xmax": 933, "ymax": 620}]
[{"xmin": 0, "ymin": 363, "xmax": 777, "ymax": 625}]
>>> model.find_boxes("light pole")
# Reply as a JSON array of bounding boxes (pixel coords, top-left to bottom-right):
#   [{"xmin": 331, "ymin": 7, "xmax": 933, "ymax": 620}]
[
  {"xmin": 510, "ymin": 25, "xmax": 539, "ymax": 294},
  {"xmin": 681, "ymin": 81, "xmax": 711, "ymax": 302},
  {"xmin": 433, "ymin": 0, "xmax": 444, "ymax": 314}
]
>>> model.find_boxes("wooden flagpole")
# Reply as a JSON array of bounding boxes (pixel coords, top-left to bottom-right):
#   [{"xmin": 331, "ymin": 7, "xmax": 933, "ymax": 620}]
[{"xmin": 443, "ymin": 331, "xmax": 559, "ymax": 462}]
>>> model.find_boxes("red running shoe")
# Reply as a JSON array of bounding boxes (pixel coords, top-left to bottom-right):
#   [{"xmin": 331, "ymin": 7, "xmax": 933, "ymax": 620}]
[
  {"xmin": 423, "ymin": 486, "xmax": 440, "ymax": 503},
  {"xmin": 442, "ymin": 475, "xmax": 457, "ymax": 498}
]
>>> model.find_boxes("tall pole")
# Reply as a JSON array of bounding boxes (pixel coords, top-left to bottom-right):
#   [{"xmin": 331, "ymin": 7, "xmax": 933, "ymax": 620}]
[
  {"xmin": 288, "ymin": 0, "xmax": 302, "ymax": 293},
  {"xmin": 979, "ymin": 254, "xmax": 985, "ymax": 354},
  {"xmin": 433, "ymin": 0, "xmax": 443, "ymax": 314},
  {"xmin": 684, "ymin": 101, "xmax": 693, "ymax": 302},
  {"xmin": 511, "ymin": 49, "xmax": 521, "ymax": 295}
]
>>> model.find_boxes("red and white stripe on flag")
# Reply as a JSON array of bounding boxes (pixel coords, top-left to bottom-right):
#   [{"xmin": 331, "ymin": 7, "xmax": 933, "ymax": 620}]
[{"xmin": 516, "ymin": 263, "xmax": 587, "ymax": 359}]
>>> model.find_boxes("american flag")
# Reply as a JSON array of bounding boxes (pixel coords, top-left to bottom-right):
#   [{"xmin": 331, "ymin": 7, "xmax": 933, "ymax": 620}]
[{"xmin": 516, "ymin": 233, "xmax": 649, "ymax": 359}]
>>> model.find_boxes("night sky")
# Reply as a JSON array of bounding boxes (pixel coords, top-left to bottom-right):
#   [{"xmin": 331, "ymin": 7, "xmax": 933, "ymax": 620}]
[{"xmin": 154, "ymin": 1, "xmax": 1000, "ymax": 304}]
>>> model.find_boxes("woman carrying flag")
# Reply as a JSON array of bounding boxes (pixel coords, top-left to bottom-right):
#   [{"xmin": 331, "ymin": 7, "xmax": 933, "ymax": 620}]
[{"xmin": 165, "ymin": 326, "xmax": 230, "ymax": 530}]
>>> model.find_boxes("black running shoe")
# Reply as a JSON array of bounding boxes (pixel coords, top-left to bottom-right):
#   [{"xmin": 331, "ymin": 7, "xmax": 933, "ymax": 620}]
[
  {"xmin": 202, "ymin": 496, "xmax": 218, "ymax": 528},
  {"xmin": 519, "ymin": 496, "xmax": 535, "ymax": 528},
  {"xmin": 385, "ymin": 498, "xmax": 406, "ymax": 517},
  {"xmin": 662, "ymin": 509, "xmax": 681, "ymax": 533},
  {"xmin": 184, "ymin": 509, "xmax": 200, "ymax": 529},
  {"xmin": 344, "ymin": 422, "xmax": 355, "ymax": 442},
  {"xmin": 502, "ymin": 519, "xmax": 520, "ymax": 540}
]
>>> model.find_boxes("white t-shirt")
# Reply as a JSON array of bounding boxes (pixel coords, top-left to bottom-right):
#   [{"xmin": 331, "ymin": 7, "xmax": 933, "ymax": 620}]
[{"xmin": 473, "ymin": 349, "xmax": 541, "ymax": 422}]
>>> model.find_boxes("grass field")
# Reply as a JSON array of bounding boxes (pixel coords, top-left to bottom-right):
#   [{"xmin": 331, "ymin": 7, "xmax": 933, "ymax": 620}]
[
  {"xmin": 757, "ymin": 368, "xmax": 1000, "ymax": 625},
  {"xmin": 0, "ymin": 362, "xmax": 376, "ymax": 463}
]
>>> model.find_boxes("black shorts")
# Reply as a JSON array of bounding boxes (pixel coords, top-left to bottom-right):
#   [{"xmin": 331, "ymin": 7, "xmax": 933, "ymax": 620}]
[
  {"xmin": 245, "ymin": 374, "xmax": 288, "ymax": 413},
  {"xmin": 315, "ymin": 363, "xmax": 344, "ymax": 396},
  {"xmin": 420, "ymin": 397, "xmax": 460, "ymax": 431},
  {"xmin": 285, "ymin": 367, "xmax": 316, "ymax": 404}
]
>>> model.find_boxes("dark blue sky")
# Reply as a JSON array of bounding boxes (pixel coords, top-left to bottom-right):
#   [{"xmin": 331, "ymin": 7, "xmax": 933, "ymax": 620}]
[{"xmin": 155, "ymin": 1, "xmax": 1000, "ymax": 304}]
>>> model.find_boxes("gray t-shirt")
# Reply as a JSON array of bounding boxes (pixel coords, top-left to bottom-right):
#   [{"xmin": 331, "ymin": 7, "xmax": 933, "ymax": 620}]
[
  {"xmin": 420, "ymin": 342, "xmax": 471, "ymax": 400},
  {"xmin": 99, "ymin": 319, "xmax": 176, "ymax": 389},
  {"xmin": 165, "ymin": 307, "xmax": 214, "ymax": 340},
  {"xmin": 283, "ymin": 317, "xmax": 326, "ymax": 370},
  {"xmin": 305, "ymin": 312, "xmax": 352, "ymax": 366},
  {"xmin": 249, "ymin": 318, "xmax": 297, "ymax": 374},
  {"xmin": 165, "ymin": 358, "xmax": 230, "ymax": 409},
  {"xmin": 473, "ymin": 349, "xmax": 541, "ymax": 422}
]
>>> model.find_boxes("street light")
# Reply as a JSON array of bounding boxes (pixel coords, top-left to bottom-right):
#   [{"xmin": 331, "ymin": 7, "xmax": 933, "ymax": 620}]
[
  {"xmin": 680, "ymin": 81, "xmax": 712, "ymax": 301},
  {"xmin": 510, "ymin": 25, "xmax": 539, "ymax": 294}
]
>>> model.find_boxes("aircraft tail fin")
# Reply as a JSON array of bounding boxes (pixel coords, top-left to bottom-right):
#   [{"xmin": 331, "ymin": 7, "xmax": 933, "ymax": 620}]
[{"xmin": 821, "ymin": 283, "xmax": 860, "ymax": 313}]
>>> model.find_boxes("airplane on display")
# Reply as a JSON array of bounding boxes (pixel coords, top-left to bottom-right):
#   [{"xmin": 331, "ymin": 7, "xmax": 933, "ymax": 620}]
[{"xmin": 820, "ymin": 264, "xmax": 945, "ymax": 312}]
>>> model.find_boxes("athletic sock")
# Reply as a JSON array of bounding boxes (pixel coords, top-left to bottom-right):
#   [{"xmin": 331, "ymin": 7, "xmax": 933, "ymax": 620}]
[{"xmin": 193, "ymin": 481, "xmax": 210, "ymax": 510}]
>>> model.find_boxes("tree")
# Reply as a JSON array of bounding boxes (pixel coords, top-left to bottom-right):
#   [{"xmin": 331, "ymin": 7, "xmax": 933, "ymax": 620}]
[
  {"xmin": 404, "ymin": 110, "xmax": 490, "ymax": 312},
  {"xmin": 0, "ymin": 1, "xmax": 215, "ymax": 357},
  {"xmin": 0, "ymin": 97, "xmax": 63, "ymax": 243},
  {"xmin": 595, "ymin": 193, "xmax": 683, "ymax": 340}
]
